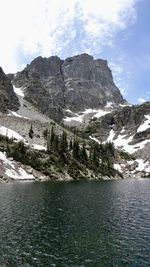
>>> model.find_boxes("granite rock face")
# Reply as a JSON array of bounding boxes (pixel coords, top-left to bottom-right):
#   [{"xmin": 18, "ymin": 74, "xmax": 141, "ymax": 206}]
[
  {"xmin": 86, "ymin": 102, "xmax": 150, "ymax": 142},
  {"xmin": 13, "ymin": 54, "xmax": 125, "ymax": 121},
  {"xmin": 85, "ymin": 102, "xmax": 150, "ymax": 167},
  {"xmin": 0, "ymin": 67, "xmax": 20, "ymax": 113}
]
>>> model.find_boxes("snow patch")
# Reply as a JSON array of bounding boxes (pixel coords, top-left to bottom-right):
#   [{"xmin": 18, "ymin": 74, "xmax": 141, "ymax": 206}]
[
  {"xmin": 135, "ymin": 159, "xmax": 150, "ymax": 173},
  {"xmin": 5, "ymin": 167, "xmax": 35, "ymax": 180},
  {"xmin": 93, "ymin": 109, "xmax": 111, "ymax": 118},
  {"xmin": 0, "ymin": 126, "xmax": 25, "ymax": 141},
  {"xmin": 64, "ymin": 108, "xmax": 111, "ymax": 123},
  {"xmin": 64, "ymin": 114, "xmax": 83, "ymax": 123},
  {"xmin": 106, "ymin": 130, "xmax": 150, "ymax": 154},
  {"xmin": 137, "ymin": 114, "xmax": 150, "ymax": 133},
  {"xmin": 119, "ymin": 103, "xmax": 132, "ymax": 107},
  {"xmin": 65, "ymin": 109, "xmax": 74, "ymax": 113},
  {"xmin": 13, "ymin": 85, "xmax": 24, "ymax": 97},
  {"xmin": 8, "ymin": 111, "xmax": 29, "ymax": 120},
  {"xmin": 114, "ymin": 163, "xmax": 122, "ymax": 173},
  {"xmin": 106, "ymin": 129, "xmax": 116, "ymax": 142},
  {"xmin": 64, "ymin": 109, "xmax": 96, "ymax": 123},
  {"xmin": 0, "ymin": 151, "xmax": 14, "ymax": 168},
  {"xmin": 105, "ymin": 102, "xmax": 114, "ymax": 108},
  {"xmin": 32, "ymin": 144, "xmax": 46, "ymax": 151},
  {"xmin": 89, "ymin": 136, "xmax": 101, "ymax": 144},
  {"xmin": 121, "ymin": 127, "xmax": 125, "ymax": 133},
  {"xmin": 0, "ymin": 151, "xmax": 35, "ymax": 180}
]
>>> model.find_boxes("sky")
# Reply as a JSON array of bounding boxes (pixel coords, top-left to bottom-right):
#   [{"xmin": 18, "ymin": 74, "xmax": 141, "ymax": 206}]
[{"xmin": 0, "ymin": 0, "xmax": 150, "ymax": 104}]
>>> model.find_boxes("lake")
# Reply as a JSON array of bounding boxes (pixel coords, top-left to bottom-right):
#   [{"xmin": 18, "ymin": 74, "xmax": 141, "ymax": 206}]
[{"xmin": 0, "ymin": 179, "xmax": 150, "ymax": 266}]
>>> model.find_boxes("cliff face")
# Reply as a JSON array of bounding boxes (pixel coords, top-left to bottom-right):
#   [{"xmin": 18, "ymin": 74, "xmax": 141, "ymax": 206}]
[
  {"xmin": 85, "ymin": 102, "xmax": 150, "ymax": 165},
  {"xmin": 0, "ymin": 67, "xmax": 20, "ymax": 113},
  {"xmin": 0, "ymin": 54, "xmax": 150, "ymax": 179},
  {"xmin": 13, "ymin": 54, "xmax": 125, "ymax": 121}
]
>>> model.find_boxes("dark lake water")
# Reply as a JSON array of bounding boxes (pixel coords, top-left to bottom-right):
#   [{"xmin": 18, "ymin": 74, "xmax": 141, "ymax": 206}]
[{"xmin": 0, "ymin": 179, "xmax": 150, "ymax": 267}]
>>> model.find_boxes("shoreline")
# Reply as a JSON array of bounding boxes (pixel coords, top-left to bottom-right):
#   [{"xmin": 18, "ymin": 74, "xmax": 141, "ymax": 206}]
[{"xmin": 0, "ymin": 174, "xmax": 148, "ymax": 184}]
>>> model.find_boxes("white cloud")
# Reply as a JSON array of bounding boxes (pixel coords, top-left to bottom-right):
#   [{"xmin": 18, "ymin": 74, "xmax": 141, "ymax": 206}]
[
  {"xmin": 0, "ymin": 0, "xmax": 137, "ymax": 73},
  {"xmin": 138, "ymin": 92, "xmax": 150, "ymax": 104},
  {"xmin": 138, "ymin": 98, "xmax": 146, "ymax": 104}
]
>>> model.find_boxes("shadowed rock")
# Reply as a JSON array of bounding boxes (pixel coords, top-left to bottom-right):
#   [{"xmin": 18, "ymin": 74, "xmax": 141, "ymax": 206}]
[
  {"xmin": 13, "ymin": 53, "xmax": 125, "ymax": 121},
  {"xmin": 0, "ymin": 67, "xmax": 20, "ymax": 113}
]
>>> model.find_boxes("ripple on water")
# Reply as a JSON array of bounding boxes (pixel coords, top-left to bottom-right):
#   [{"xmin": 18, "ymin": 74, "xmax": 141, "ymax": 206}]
[{"xmin": 0, "ymin": 180, "xmax": 150, "ymax": 266}]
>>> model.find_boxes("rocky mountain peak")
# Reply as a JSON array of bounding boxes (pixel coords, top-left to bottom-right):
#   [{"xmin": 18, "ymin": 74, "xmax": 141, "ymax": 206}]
[
  {"xmin": 28, "ymin": 55, "xmax": 64, "ymax": 78},
  {"xmin": 62, "ymin": 53, "xmax": 111, "ymax": 85},
  {"xmin": 12, "ymin": 53, "xmax": 125, "ymax": 121}
]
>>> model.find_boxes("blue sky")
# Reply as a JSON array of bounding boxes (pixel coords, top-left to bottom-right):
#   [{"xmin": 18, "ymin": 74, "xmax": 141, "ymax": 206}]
[{"xmin": 0, "ymin": 0, "xmax": 149, "ymax": 104}]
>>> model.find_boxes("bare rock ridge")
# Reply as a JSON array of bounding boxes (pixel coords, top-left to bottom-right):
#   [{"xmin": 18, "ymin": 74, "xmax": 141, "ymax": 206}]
[
  {"xmin": 87, "ymin": 102, "xmax": 150, "ymax": 143},
  {"xmin": 0, "ymin": 67, "xmax": 20, "ymax": 113},
  {"xmin": 13, "ymin": 53, "xmax": 125, "ymax": 121},
  {"xmin": 0, "ymin": 54, "xmax": 150, "ymax": 180}
]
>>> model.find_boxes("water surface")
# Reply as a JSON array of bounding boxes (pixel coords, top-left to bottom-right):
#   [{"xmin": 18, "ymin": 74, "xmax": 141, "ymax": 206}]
[{"xmin": 0, "ymin": 179, "xmax": 150, "ymax": 266}]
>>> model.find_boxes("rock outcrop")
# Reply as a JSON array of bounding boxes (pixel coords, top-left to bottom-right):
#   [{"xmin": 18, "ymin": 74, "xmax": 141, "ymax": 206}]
[
  {"xmin": 0, "ymin": 53, "xmax": 149, "ymax": 180},
  {"xmin": 0, "ymin": 67, "xmax": 20, "ymax": 113},
  {"xmin": 13, "ymin": 54, "xmax": 125, "ymax": 121},
  {"xmin": 86, "ymin": 102, "xmax": 150, "ymax": 142}
]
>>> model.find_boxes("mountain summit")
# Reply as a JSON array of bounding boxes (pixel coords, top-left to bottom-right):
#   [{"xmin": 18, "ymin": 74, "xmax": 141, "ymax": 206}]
[
  {"xmin": 0, "ymin": 54, "xmax": 149, "ymax": 181},
  {"xmin": 13, "ymin": 53, "xmax": 125, "ymax": 121}
]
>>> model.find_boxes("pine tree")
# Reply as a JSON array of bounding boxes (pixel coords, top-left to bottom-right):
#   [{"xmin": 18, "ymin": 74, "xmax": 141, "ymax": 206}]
[
  {"xmin": 72, "ymin": 138, "xmax": 80, "ymax": 160},
  {"xmin": 53, "ymin": 134, "xmax": 59, "ymax": 151},
  {"xmin": 47, "ymin": 130, "xmax": 51, "ymax": 153},
  {"xmin": 58, "ymin": 131, "xmax": 68, "ymax": 165},
  {"xmin": 59, "ymin": 130, "xmax": 68, "ymax": 153},
  {"xmin": 50, "ymin": 126, "xmax": 55, "ymax": 146},
  {"xmin": 69, "ymin": 139, "xmax": 73, "ymax": 150},
  {"xmin": 29, "ymin": 124, "xmax": 34, "ymax": 139},
  {"xmin": 80, "ymin": 143, "xmax": 88, "ymax": 164},
  {"xmin": 92, "ymin": 144, "xmax": 99, "ymax": 168}
]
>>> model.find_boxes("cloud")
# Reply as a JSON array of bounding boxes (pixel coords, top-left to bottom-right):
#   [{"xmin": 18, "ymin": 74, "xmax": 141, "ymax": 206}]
[
  {"xmin": 137, "ymin": 92, "xmax": 150, "ymax": 104},
  {"xmin": 138, "ymin": 98, "xmax": 147, "ymax": 104},
  {"xmin": 0, "ymin": 0, "xmax": 137, "ymax": 73}
]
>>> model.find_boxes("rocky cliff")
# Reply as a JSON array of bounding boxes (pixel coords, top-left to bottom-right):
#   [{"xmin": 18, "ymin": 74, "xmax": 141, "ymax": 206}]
[
  {"xmin": 82, "ymin": 102, "xmax": 150, "ymax": 176},
  {"xmin": 13, "ymin": 54, "xmax": 125, "ymax": 121},
  {"xmin": 0, "ymin": 54, "xmax": 149, "ymax": 180},
  {"xmin": 0, "ymin": 67, "xmax": 20, "ymax": 113}
]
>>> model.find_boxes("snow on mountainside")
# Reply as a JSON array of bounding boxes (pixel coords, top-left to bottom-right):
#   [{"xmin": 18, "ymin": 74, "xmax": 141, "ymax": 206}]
[
  {"xmin": 63, "ymin": 107, "xmax": 111, "ymax": 125},
  {"xmin": 137, "ymin": 114, "xmax": 150, "ymax": 132},
  {"xmin": 12, "ymin": 54, "xmax": 125, "ymax": 122},
  {"xmin": 86, "ymin": 103, "xmax": 150, "ymax": 177},
  {"xmin": 0, "ymin": 54, "xmax": 150, "ymax": 181},
  {"xmin": 13, "ymin": 85, "xmax": 25, "ymax": 97},
  {"xmin": 0, "ymin": 151, "xmax": 47, "ymax": 182}
]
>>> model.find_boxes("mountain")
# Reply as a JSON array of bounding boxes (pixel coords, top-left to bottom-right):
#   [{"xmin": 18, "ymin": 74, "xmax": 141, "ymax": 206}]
[
  {"xmin": 0, "ymin": 54, "xmax": 149, "ymax": 181},
  {"xmin": 0, "ymin": 67, "xmax": 20, "ymax": 113},
  {"xmin": 12, "ymin": 54, "xmax": 125, "ymax": 121}
]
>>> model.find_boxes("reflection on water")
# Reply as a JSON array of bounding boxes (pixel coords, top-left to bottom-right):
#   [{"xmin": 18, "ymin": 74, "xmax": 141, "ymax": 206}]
[{"xmin": 0, "ymin": 179, "xmax": 150, "ymax": 266}]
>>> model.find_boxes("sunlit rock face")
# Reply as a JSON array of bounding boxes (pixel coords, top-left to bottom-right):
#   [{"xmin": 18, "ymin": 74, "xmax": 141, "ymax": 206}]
[
  {"xmin": 12, "ymin": 53, "xmax": 125, "ymax": 121},
  {"xmin": 85, "ymin": 102, "xmax": 150, "ymax": 161},
  {"xmin": 0, "ymin": 67, "xmax": 20, "ymax": 113}
]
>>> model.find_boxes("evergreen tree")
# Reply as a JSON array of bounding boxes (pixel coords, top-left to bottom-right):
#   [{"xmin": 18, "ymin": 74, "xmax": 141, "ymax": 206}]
[
  {"xmin": 47, "ymin": 130, "xmax": 51, "ymax": 153},
  {"xmin": 72, "ymin": 138, "xmax": 80, "ymax": 160},
  {"xmin": 53, "ymin": 134, "xmax": 59, "ymax": 151},
  {"xmin": 29, "ymin": 124, "xmax": 34, "ymax": 139},
  {"xmin": 59, "ymin": 130, "xmax": 68, "ymax": 153},
  {"xmin": 93, "ymin": 146, "xmax": 99, "ymax": 167},
  {"xmin": 69, "ymin": 139, "xmax": 73, "ymax": 150},
  {"xmin": 80, "ymin": 143, "xmax": 88, "ymax": 164},
  {"xmin": 90, "ymin": 143, "xmax": 100, "ymax": 168},
  {"xmin": 57, "ymin": 131, "xmax": 68, "ymax": 165},
  {"xmin": 50, "ymin": 126, "xmax": 55, "ymax": 146}
]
